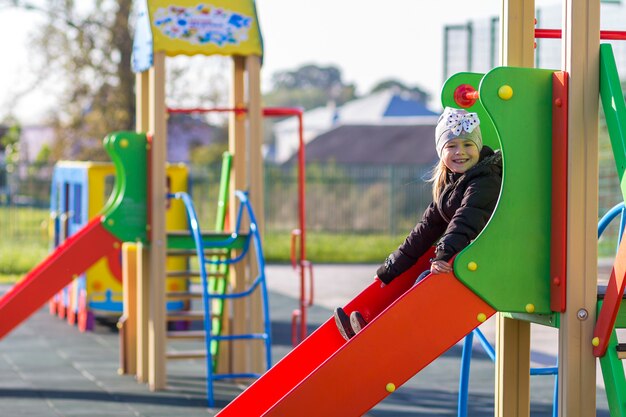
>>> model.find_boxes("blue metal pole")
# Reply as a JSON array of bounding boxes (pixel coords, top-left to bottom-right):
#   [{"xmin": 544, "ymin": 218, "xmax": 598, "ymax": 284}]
[{"xmin": 457, "ymin": 332, "xmax": 474, "ymax": 417}]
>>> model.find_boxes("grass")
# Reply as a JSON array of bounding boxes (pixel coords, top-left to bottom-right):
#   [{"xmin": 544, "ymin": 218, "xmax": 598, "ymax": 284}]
[
  {"xmin": 0, "ymin": 228, "xmax": 399, "ymax": 284},
  {"xmin": 0, "ymin": 240, "xmax": 49, "ymax": 283},
  {"xmin": 0, "ymin": 206, "xmax": 50, "ymax": 283},
  {"xmin": 263, "ymin": 232, "xmax": 403, "ymax": 264},
  {"xmin": 0, "ymin": 204, "xmax": 621, "ymax": 285}
]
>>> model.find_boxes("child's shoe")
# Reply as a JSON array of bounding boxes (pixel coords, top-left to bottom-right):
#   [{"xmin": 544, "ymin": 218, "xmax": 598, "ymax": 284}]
[
  {"xmin": 350, "ymin": 311, "xmax": 367, "ymax": 333},
  {"xmin": 334, "ymin": 307, "xmax": 355, "ymax": 340}
]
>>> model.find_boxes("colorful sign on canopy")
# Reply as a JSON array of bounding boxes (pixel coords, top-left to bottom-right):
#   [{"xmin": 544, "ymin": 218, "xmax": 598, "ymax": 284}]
[{"xmin": 132, "ymin": 0, "xmax": 263, "ymax": 72}]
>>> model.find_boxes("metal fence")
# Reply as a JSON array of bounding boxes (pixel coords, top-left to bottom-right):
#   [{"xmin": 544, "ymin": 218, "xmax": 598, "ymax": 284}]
[
  {"xmin": 1, "ymin": 158, "xmax": 623, "ymax": 246},
  {"xmin": 187, "ymin": 162, "xmax": 432, "ymax": 236},
  {"xmin": 264, "ymin": 163, "xmax": 432, "ymax": 235},
  {"xmin": 0, "ymin": 161, "xmax": 433, "ymax": 245}
]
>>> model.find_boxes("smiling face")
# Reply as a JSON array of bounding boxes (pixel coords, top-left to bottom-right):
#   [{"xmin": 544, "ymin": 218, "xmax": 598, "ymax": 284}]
[{"xmin": 440, "ymin": 138, "xmax": 480, "ymax": 174}]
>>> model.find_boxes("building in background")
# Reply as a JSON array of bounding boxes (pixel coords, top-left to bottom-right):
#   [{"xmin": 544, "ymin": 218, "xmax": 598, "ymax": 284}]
[
  {"xmin": 288, "ymin": 124, "xmax": 438, "ymax": 166},
  {"xmin": 272, "ymin": 88, "xmax": 439, "ymax": 164},
  {"xmin": 166, "ymin": 113, "xmax": 222, "ymax": 163},
  {"xmin": 20, "ymin": 125, "xmax": 55, "ymax": 163}
]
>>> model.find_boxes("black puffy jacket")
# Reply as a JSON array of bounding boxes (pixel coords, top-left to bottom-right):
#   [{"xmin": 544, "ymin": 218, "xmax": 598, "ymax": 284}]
[{"xmin": 376, "ymin": 146, "xmax": 502, "ymax": 284}]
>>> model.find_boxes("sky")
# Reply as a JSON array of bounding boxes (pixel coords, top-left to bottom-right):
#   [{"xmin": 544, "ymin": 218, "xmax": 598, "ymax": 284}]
[{"xmin": 0, "ymin": 0, "xmax": 562, "ymax": 124}]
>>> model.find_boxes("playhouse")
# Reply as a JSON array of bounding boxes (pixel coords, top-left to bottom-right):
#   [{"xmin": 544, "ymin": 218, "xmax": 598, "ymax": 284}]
[{"xmin": 48, "ymin": 161, "xmax": 189, "ymax": 330}]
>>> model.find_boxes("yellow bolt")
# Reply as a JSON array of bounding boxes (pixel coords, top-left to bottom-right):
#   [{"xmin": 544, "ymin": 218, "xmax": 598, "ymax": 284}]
[
  {"xmin": 113, "ymin": 242, "xmax": 120, "ymax": 249},
  {"xmin": 467, "ymin": 261, "xmax": 478, "ymax": 271},
  {"xmin": 477, "ymin": 313, "xmax": 487, "ymax": 323},
  {"xmin": 385, "ymin": 382, "xmax": 396, "ymax": 393},
  {"xmin": 119, "ymin": 139, "xmax": 129, "ymax": 148},
  {"xmin": 592, "ymin": 337, "xmax": 600, "ymax": 347},
  {"xmin": 498, "ymin": 85, "xmax": 514, "ymax": 100},
  {"xmin": 525, "ymin": 303, "xmax": 535, "ymax": 313},
  {"xmin": 107, "ymin": 219, "xmax": 114, "ymax": 226}
]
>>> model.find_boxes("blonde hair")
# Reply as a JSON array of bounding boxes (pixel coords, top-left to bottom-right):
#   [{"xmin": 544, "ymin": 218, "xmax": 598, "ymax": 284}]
[{"xmin": 428, "ymin": 159, "xmax": 451, "ymax": 202}]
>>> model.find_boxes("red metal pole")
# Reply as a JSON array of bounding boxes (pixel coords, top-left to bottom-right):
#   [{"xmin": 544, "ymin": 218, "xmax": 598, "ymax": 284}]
[
  {"xmin": 167, "ymin": 105, "xmax": 311, "ymax": 344},
  {"xmin": 167, "ymin": 106, "xmax": 246, "ymax": 114},
  {"xmin": 296, "ymin": 110, "xmax": 308, "ymax": 342},
  {"xmin": 535, "ymin": 28, "xmax": 626, "ymax": 41}
]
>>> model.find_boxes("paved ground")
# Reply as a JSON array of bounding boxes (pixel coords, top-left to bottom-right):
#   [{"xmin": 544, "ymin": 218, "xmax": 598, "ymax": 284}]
[{"xmin": 0, "ymin": 263, "xmax": 616, "ymax": 416}]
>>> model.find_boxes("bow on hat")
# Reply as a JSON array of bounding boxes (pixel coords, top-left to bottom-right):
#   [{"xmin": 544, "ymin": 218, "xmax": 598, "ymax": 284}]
[{"xmin": 444, "ymin": 111, "xmax": 480, "ymax": 136}]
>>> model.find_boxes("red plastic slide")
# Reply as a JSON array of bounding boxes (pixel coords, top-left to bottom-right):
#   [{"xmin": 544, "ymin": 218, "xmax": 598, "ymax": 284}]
[
  {"xmin": 0, "ymin": 217, "xmax": 120, "ymax": 340},
  {"xmin": 216, "ymin": 252, "xmax": 496, "ymax": 417}
]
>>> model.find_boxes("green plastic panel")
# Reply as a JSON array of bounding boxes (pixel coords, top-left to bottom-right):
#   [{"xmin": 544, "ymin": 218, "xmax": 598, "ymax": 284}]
[
  {"xmin": 209, "ymin": 151, "xmax": 233, "ymax": 361},
  {"xmin": 503, "ymin": 312, "xmax": 559, "ymax": 328},
  {"xmin": 440, "ymin": 72, "xmax": 500, "ymax": 151},
  {"xmin": 598, "ymin": 302, "xmax": 626, "ymax": 417},
  {"xmin": 614, "ymin": 297, "xmax": 626, "ymax": 329},
  {"xmin": 442, "ymin": 67, "xmax": 554, "ymax": 314},
  {"xmin": 600, "ymin": 43, "xmax": 626, "ymax": 198},
  {"xmin": 166, "ymin": 232, "xmax": 247, "ymax": 251},
  {"xmin": 100, "ymin": 132, "xmax": 148, "ymax": 243},
  {"xmin": 215, "ymin": 151, "xmax": 232, "ymax": 230}
]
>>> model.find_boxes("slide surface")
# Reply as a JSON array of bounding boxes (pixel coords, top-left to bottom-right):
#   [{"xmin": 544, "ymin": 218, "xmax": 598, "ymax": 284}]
[
  {"xmin": 0, "ymin": 217, "xmax": 120, "ymax": 339},
  {"xmin": 216, "ymin": 251, "xmax": 496, "ymax": 416}
]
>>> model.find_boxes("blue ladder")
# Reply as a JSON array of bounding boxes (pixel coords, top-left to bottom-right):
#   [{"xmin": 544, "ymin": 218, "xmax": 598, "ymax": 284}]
[{"xmin": 169, "ymin": 190, "xmax": 272, "ymax": 408}]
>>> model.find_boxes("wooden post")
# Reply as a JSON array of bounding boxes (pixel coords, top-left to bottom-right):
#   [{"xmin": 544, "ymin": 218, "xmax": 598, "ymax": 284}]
[
  {"xmin": 136, "ymin": 241, "xmax": 149, "ymax": 383},
  {"xmin": 559, "ymin": 0, "xmax": 600, "ymax": 415},
  {"xmin": 226, "ymin": 55, "xmax": 248, "ymax": 375},
  {"xmin": 246, "ymin": 54, "xmax": 265, "ymax": 373},
  {"xmin": 148, "ymin": 50, "xmax": 167, "ymax": 391},
  {"xmin": 119, "ymin": 243, "xmax": 138, "ymax": 375},
  {"xmin": 136, "ymin": 71, "xmax": 150, "ymax": 134},
  {"xmin": 135, "ymin": 71, "xmax": 150, "ymax": 384},
  {"xmin": 495, "ymin": 1, "xmax": 534, "ymax": 416}
]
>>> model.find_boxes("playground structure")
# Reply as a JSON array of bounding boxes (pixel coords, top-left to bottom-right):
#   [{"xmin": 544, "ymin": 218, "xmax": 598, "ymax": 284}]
[
  {"xmin": 0, "ymin": 0, "xmax": 625, "ymax": 416},
  {"xmin": 0, "ymin": 0, "xmax": 288, "ymax": 408},
  {"xmin": 214, "ymin": 1, "xmax": 626, "ymax": 417},
  {"xmin": 127, "ymin": 0, "xmax": 279, "ymax": 402}
]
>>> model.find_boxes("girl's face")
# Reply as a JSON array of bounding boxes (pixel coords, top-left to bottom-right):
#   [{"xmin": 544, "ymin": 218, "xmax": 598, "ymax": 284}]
[{"xmin": 441, "ymin": 138, "xmax": 480, "ymax": 174}]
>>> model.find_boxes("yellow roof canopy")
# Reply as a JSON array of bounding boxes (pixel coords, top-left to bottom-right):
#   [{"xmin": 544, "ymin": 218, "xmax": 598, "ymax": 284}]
[{"xmin": 133, "ymin": 0, "xmax": 263, "ymax": 72}]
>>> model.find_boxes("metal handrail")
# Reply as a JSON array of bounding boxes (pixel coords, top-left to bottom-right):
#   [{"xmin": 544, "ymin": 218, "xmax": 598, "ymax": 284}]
[{"xmin": 168, "ymin": 190, "xmax": 272, "ymax": 408}]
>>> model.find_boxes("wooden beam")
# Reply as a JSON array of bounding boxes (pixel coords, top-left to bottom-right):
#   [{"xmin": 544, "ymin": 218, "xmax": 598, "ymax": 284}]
[
  {"xmin": 134, "ymin": 70, "xmax": 150, "ymax": 384},
  {"xmin": 148, "ymin": 50, "xmax": 167, "ymax": 391},
  {"xmin": 495, "ymin": 1, "xmax": 534, "ymax": 416},
  {"xmin": 227, "ymin": 55, "xmax": 248, "ymax": 376},
  {"xmin": 501, "ymin": 0, "xmax": 536, "ymax": 67},
  {"xmin": 119, "ymin": 243, "xmax": 138, "ymax": 376},
  {"xmin": 246, "ymin": 54, "xmax": 265, "ymax": 373},
  {"xmin": 136, "ymin": 71, "xmax": 150, "ymax": 134},
  {"xmin": 136, "ymin": 242, "xmax": 149, "ymax": 383},
  {"xmin": 559, "ymin": 0, "xmax": 600, "ymax": 416}
]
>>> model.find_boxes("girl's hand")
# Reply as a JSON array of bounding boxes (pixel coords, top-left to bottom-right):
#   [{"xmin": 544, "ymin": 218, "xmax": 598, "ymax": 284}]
[
  {"xmin": 375, "ymin": 276, "xmax": 386, "ymax": 288},
  {"xmin": 430, "ymin": 260, "xmax": 453, "ymax": 274}
]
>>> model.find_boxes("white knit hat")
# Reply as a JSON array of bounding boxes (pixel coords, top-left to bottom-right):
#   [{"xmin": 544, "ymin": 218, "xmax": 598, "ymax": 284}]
[{"xmin": 435, "ymin": 107, "xmax": 483, "ymax": 157}]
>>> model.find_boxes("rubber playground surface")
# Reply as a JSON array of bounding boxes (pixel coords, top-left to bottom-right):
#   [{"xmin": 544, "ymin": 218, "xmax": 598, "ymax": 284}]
[{"xmin": 0, "ymin": 263, "xmax": 613, "ymax": 417}]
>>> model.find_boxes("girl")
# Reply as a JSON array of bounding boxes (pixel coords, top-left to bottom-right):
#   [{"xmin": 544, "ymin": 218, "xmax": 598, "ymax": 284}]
[{"xmin": 335, "ymin": 107, "xmax": 503, "ymax": 340}]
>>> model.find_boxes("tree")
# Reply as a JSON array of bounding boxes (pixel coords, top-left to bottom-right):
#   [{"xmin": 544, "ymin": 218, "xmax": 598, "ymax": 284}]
[
  {"xmin": 370, "ymin": 79, "xmax": 430, "ymax": 104},
  {"xmin": 4, "ymin": 0, "xmax": 135, "ymax": 161},
  {"xmin": 0, "ymin": 120, "xmax": 21, "ymax": 173},
  {"xmin": 264, "ymin": 64, "xmax": 356, "ymax": 110}
]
